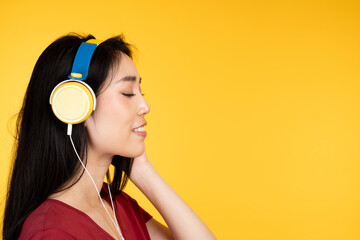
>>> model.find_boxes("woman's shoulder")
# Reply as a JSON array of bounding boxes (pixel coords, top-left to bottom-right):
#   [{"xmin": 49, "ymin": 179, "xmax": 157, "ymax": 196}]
[
  {"xmin": 19, "ymin": 199, "xmax": 77, "ymax": 239},
  {"xmin": 19, "ymin": 227, "xmax": 75, "ymax": 240},
  {"xmin": 19, "ymin": 199, "xmax": 108, "ymax": 240}
]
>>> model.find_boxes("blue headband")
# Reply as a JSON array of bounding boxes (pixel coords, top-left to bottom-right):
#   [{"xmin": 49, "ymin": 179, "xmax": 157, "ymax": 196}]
[{"xmin": 68, "ymin": 39, "xmax": 103, "ymax": 81}]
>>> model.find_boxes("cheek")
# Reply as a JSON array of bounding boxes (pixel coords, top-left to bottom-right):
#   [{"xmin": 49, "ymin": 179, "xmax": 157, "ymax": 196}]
[
  {"xmin": 101, "ymin": 97, "xmax": 129, "ymax": 127},
  {"xmin": 91, "ymin": 97, "xmax": 133, "ymax": 147}
]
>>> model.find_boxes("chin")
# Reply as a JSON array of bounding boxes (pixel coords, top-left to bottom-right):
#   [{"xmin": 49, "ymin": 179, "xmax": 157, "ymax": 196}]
[{"xmin": 118, "ymin": 146, "xmax": 145, "ymax": 158}]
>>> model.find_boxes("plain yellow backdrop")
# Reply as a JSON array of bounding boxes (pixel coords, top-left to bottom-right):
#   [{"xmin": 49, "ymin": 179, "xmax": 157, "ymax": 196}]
[{"xmin": 1, "ymin": 0, "xmax": 360, "ymax": 239}]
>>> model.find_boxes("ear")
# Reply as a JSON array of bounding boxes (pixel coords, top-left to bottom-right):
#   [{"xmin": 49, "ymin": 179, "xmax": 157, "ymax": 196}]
[
  {"xmin": 84, "ymin": 115, "xmax": 91, "ymax": 128},
  {"xmin": 84, "ymin": 111, "xmax": 96, "ymax": 128}
]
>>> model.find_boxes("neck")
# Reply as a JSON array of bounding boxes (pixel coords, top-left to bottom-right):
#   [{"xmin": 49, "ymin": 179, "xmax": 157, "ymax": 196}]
[{"xmin": 48, "ymin": 147, "xmax": 113, "ymax": 208}]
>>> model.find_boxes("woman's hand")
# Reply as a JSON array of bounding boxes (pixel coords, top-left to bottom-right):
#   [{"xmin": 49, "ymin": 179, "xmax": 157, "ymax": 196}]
[
  {"xmin": 130, "ymin": 150, "xmax": 175, "ymax": 239},
  {"xmin": 129, "ymin": 148, "xmax": 216, "ymax": 240},
  {"xmin": 130, "ymin": 149, "xmax": 152, "ymax": 183},
  {"xmin": 133, "ymin": 148, "xmax": 150, "ymax": 165}
]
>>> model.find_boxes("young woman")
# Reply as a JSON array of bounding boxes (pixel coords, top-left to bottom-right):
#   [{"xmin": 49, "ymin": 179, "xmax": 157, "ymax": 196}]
[{"xmin": 2, "ymin": 33, "xmax": 216, "ymax": 240}]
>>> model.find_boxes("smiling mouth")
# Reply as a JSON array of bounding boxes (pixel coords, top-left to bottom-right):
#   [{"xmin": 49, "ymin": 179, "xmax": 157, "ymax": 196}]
[
  {"xmin": 132, "ymin": 129, "xmax": 147, "ymax": 137},
  {"xmin": 132, "ymin": 126, "xmax": 145, "ymax": 132}
]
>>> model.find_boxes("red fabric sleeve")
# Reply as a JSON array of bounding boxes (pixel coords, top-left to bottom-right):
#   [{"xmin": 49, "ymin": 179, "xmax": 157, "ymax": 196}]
[
  {"xmin": 30, "ymin": 228, "xmax": 75, "ymax": 239},
  {"xmin": 123, "ymin": 192, "xmax": 153, "ymax": 222}
]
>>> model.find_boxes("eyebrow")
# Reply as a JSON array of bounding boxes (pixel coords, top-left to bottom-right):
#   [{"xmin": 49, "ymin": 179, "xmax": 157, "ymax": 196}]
[{"xmin": 117, "ymin": 76, "xmax": 142, "ymax": 83}]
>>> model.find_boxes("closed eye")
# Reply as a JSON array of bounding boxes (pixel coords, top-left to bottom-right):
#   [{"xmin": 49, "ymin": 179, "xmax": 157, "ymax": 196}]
[
  {"xmin": 122, "ymin": 93, "xmax": 145, "ymax": 97},
  {"xmin": 122, "ymin": 93, "xmax": 135, "ymax": 97}
]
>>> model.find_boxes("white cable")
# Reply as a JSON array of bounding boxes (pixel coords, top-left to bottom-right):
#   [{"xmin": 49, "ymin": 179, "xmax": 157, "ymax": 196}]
[
  {"xmin": 108, "ymin": 183, "xmax": 121, "ymax": 231},
  {"xmin": 68, "ymin": 124, "xmax": 124, "ymax": 240}
]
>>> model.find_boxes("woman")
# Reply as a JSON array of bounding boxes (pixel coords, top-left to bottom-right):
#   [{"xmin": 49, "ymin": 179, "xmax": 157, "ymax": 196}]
[{"xmin": 2, "ymin": 33, "xmax": 216, "ymax": 239}]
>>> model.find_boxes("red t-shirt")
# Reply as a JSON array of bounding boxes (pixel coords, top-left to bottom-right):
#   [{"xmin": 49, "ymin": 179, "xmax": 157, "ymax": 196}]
[{"xmin": 19, "ymin": 183, "xmax": 152, "ymax": 239}]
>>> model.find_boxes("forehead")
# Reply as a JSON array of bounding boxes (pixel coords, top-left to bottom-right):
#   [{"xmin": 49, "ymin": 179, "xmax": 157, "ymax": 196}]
[
  {"xmin": 113, "ymin": 52, "xmax": 139, "ymax": 80},
  {"xmin": 99, "ymin": 52, "xmax": 140, "ymax": 95}
]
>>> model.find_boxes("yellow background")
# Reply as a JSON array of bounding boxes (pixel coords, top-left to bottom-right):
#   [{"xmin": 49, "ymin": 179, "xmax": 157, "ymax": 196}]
[{"xmin": 1, "ymin": 0, "xmax": 360, "ymax": 239}]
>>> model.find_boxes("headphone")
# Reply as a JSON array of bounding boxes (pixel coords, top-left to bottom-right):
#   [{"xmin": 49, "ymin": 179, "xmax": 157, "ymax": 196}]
[{"xmin": 49, "ymin": 39, "xmax": 103, "ymax": 127}]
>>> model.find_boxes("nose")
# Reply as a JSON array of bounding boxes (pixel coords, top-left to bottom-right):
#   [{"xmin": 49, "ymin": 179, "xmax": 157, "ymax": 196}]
[{"xmin": 138, "ymin": 98, "xmax": 150, "ymax": 116}]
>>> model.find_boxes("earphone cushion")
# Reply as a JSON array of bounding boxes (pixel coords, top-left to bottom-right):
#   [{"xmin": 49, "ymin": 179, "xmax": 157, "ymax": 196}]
[{"xmin": 50, "ymin": 81, "xmax": 95, "ymax": 124}]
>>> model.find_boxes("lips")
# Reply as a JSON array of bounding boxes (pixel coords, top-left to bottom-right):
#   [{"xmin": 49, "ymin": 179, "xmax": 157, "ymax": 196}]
[{"xmin": 132, "ymin": 121, "xmax": 147, "ymax": 130}]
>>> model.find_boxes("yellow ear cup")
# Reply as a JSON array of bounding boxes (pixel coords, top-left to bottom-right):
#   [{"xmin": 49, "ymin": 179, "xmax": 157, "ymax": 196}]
[{"xmin": 50, "ymin": 81, "xmax": 95, "ymax": 124}]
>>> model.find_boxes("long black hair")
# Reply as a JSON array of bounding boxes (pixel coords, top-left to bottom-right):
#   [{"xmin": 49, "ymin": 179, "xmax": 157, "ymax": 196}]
[{"xmin": 2, "ymin": 33, "xmax": 136, "ymax": 240}]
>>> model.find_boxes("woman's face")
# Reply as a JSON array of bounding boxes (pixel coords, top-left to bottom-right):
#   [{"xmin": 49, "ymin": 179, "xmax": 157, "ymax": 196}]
[{"xmin": 85, "ymin": 52, "xmax": 150, "ymax": 160}]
